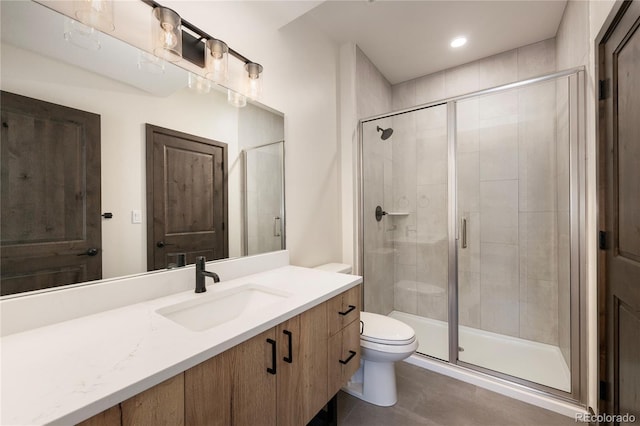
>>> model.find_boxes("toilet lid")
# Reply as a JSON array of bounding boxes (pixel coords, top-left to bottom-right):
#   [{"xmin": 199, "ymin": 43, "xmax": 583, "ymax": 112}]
[{"xmin": 360, "ymin": 312, "xmax": 416, "ymax": 345}]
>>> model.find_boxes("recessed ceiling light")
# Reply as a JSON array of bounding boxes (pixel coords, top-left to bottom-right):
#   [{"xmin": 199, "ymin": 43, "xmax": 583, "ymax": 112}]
[{"xmin": 450, "ymin": 37, "xmax": 467, "ymax": 48}]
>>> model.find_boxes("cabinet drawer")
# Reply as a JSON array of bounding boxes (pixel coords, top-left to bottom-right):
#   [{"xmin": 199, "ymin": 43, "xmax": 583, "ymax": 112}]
[
  {"xmin": 327, "ymin": 284, "xmax": 361, "ymax": 336},
  {"xmin": 327, "ymin": 317, "xmax": 361, "ymax": 398}
]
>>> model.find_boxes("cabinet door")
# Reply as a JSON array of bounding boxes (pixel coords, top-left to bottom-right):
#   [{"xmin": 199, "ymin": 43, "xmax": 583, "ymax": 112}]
[
  {"xmin": 121, "ymin": 374, "xmax": 184, "ymax": 426},
  {"xmin": 276, "ymin": 303, "xmax": 328, "ymax": 426},
  {"xmin": 232, "ymin": 328, "xmax": 277, "ymax": 426},
  {"xmin": 327, "ymin": 285, "xmax": 361, "ymax": 336},
  {"xmin": 76, "ymin": 405, "xmax": 121, "ymax": 426},
  {"xmin": 327, "ymin": 318, "xmax": 361, "ymax": 398},
  {"xmin": 185, "ymin": 351, "xmax": 232, "ymax": 426}
]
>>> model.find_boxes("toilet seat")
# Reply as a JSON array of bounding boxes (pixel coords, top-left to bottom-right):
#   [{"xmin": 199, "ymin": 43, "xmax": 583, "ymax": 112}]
[{"xmin": 360, "ymin": 312, "xmax": 416, "ymax": 346}]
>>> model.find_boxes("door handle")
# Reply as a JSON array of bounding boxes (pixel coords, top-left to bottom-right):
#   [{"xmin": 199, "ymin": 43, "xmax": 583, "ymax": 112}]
[
  {"xmin": 273, "ymin": 217, "xmax": 281, "ymax": 237},
  {"xmin": 156, "ymin": 241, "xmax": 175, "ymax": 248},
  {"xmin": 77, "ymin": 248, "xmax": 99, "ymax": 256},
  {"xmin": 283, "ymin": 330, "xmax": 293, "ymax": 363},
  {"xmin": 339, "ymin": 350, "xmax": 357, "ymax": 365},
  {"xmin": 266, "ymin": 338, "xmax": 277, "ymax": 374},
  {"xmin": 461, "ymin": 217, "xmax": 468, "ymax": 249}
]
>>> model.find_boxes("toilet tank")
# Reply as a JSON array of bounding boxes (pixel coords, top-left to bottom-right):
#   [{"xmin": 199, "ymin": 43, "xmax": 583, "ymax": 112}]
[{"xmin": 314, "ymin": 263, "xmax": 352, "ymax": 274}]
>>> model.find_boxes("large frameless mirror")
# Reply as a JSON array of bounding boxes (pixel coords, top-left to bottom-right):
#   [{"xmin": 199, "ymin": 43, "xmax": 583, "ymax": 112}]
[{"xmin": 0, "ymin": 1, "xmax": 285, "ymax": 296}]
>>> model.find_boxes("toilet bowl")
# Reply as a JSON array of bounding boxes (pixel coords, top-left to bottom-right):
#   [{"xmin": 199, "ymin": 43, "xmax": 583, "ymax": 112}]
[
  {"xmin": 345, "ymin": 312, "xmax": 418, "ymax": 406},
  {"xmin": 314, "ymin": 263, "xmax": 418, "ymax": 407}
]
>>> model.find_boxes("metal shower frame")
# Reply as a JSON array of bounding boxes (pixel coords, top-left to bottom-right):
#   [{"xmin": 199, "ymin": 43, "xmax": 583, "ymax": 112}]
[{"xmin": 356, "ymin": 67, "xmax": 587, "ymax": 404}]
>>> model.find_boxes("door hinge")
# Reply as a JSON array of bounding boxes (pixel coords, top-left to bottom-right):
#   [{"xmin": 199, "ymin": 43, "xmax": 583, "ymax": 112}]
[
  {"xmin": 599, "ymin": 380, "xmax": 607, "ymax": 400},
  {"xmin": 221, "ymin": 161, "xmax": 224, "ymax": 170},
  {"xmin": 599, "ymin": 79, "xmax": 610, "ymax": 100},
  {"xmin": 221, "ymin": 222, "xmax": 225, "ymax": 231},
  {"xmin": 599, "ymin": 231, "xmax": 607, "ymax": 250}
]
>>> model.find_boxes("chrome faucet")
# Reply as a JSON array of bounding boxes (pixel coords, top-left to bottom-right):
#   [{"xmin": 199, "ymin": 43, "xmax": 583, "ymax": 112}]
[{"xmin": 195, "ymin": 256, "xmax": 219, "ymax": 293}]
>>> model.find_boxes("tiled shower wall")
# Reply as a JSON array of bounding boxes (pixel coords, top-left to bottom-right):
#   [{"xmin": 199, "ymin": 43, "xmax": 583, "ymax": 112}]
[
  {"xmin": 389, "ymin": 39, "xmax": 571, "ymax": 347},
  {"xmin": 359, "ymin": 38, "xmax": 572, "ymax": 350}
]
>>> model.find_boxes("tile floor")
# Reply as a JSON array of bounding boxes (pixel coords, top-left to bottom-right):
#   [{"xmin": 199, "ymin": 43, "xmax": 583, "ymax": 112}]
[{"xmin": 336, "ymin": 362, "xmax": 578, "ymax": 426}]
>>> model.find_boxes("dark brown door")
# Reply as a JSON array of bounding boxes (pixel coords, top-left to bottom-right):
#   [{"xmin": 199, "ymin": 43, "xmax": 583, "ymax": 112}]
[
  {"xmin": 146, "ymin": 124, "xmax": 228, "ymax": 270},
  {"xmin": 1, "ymin": 91, "xmax": 101, "ymax": 296},
  {"xmin": 598, "ymin": 1, "xmax": 640, "ymax": 418}
]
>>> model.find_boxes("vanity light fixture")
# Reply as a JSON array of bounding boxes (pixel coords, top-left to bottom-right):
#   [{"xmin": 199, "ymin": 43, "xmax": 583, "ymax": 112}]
[
  {"xmin": 205, "ymin": 39, "xmax": 229, "ymax": 83},
  {"xmin": 141, "ymin": 0, "xmax": 265, "ymax": 100},
  {"xmin": 188, "ymin": 72, "xmax": 212, "ymax": 94},
  {"xmin": 73, "ymin": 0, "xmax": 115, "ymax": 33},
  {"xmin": 138, "ymin": 51, "xmax": 166, "ymax": 74},
  {"xmin": 64, "ymin": 18, "xmax": 101, "ymax": 51},
  {"xmin": 450, "ymin": 36, "xmax": 467, "ymax": 48},
  {"xmin": 244, "ymin": 62, "xmax": 264, "ymax": 99},
  {"xmin": 227, "ymin": 89, "xmax": 247, "ymax": 108},
  {"xmin": 152, "ymin": 6, "xmax": 182, "ymax": 62}
]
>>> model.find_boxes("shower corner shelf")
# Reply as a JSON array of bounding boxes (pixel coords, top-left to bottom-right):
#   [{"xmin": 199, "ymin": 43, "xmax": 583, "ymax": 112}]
[{"xmin": 386, "ymin": 212, "xmax": 409, "ymax": 216}]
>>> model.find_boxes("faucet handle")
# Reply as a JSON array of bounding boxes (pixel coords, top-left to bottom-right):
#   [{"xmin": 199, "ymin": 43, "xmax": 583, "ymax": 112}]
[{"xmin": 196, "ymin": 256, "xmax": 206, "ymax": 269}]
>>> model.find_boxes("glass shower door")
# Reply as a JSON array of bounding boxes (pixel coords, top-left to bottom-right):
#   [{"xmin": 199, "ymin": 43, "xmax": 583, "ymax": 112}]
[
  {"xmin": 362, "ymin": 104, "xmax": 449, "ymax": 361},
  {"xmin": 243, "ymin": 141, "xmax": 285, "ymax": 256},
  {"xmin": 455, "ymin": 78, "xmax": 572, "ymax": 392}
]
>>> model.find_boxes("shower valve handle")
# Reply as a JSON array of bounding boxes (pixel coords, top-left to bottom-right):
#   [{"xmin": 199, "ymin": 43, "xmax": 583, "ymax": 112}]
[{"xmin": 375, "ymin": 206, "xmax": 387, "ymax": 222}]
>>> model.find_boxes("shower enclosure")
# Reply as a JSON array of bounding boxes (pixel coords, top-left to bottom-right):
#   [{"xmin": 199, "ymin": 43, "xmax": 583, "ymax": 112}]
[
  {"xmin": 359, "ymin": 69, "xmax": 584, "ymax": 400},
  {"xmin": 243, "ymin": 141, "xmax": 285, "ymax": 256}
]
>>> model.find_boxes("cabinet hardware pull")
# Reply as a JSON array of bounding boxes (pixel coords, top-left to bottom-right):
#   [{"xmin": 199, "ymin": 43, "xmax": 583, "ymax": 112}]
[
  {"xmin": 339, "ymin": 350, "xmax": 357, "ymax": 365},
  {"xmin": 283, "ymin": 330, "xmax": 293, "ymax": 363},
  {"xmin": 338, "ymin": 305, "xmax": 356, "ymax": 316},
  {"xmin": 266, "ymin": 338, "xmax": 277, "ymax": 374}
]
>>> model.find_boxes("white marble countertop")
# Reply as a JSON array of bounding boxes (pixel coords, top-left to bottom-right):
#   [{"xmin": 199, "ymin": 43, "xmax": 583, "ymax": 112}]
[{"xmin": 0, "ymin": 265, "xmax": 361, "ymax": 426}]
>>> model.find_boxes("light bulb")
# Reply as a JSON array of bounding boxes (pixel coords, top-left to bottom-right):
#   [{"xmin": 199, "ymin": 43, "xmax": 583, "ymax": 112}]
[
  {"xmin": 247, "ymin": 77, "xmax": 261, "ymax": 99},
  {"xmin": 152, "ymin": 6, "xmax": 182, "ymax": 62},
  {"xmin": 244, "ymin": 62, "xmax": 263, "ymax": 100},
  {"xmin": 160, "ymin": 22, "xmax": 178, "ymax": 49},
  {"xmin": 205, "ymin": 39, "xmax": 228, "ymax": 83},
  {"xmin": 188, "ymin": 73, "xmax": 211, "ymax": 94},
  {"xmin": 228, "ymin": 89, "xmax": 247, "ymax": 108},
  {"xmin": 74, "ymin": 0, "xmax": 114, "ymax": 32}
]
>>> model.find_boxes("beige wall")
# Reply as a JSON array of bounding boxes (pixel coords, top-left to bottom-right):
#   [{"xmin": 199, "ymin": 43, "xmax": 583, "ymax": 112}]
[{"xmin": 163, "ymin": 1, "xmax": 342, "ymax": 268}]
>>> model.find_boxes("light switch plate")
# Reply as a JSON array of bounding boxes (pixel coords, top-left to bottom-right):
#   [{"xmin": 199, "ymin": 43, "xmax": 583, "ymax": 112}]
[{"xmin": 131, "ymin": 210, "xmax": 142, "ymax": 224}]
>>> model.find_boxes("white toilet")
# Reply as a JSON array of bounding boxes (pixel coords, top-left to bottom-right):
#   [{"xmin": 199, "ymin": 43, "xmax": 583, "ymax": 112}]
[{"xmin": 314, "ymin": 263, "xmax": 418, "ymax": 407}]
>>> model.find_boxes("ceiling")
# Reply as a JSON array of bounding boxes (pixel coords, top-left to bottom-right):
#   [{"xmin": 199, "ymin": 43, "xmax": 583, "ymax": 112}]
[{"xmin": 270, "ymin": 0, "xmax": 568, "ymax": 85}]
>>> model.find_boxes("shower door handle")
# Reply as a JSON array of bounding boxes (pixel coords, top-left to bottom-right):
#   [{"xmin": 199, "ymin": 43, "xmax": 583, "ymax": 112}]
[
  {"xmin": 461, "ymin": 217, "xmax": 468, "ymax": 249},
  {"xmin": 273, "ymin": 216, "xmax": 281, "ymax": 237}
]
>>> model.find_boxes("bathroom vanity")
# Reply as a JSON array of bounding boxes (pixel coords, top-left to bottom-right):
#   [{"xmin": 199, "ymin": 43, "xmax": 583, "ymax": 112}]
[{"xmin": 0, "ymin": 251, "xmax": 362, "ymax": 425}]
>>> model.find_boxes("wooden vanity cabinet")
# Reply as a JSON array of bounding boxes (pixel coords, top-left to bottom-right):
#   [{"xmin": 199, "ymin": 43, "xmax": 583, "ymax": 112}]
[
  {"xmin": 276, "ymin": 302, "xmax": 328, "ymax": 426},
  {"xmin": 327, "ymin": 284, "xmax": 360, "ymax": 336},
  {"xmin": 121, "ymin": 374, "xmax": 185, "ymax": 426},
  {"xmin": 327, "ymin": 319, "xmax": 361, "ymax": 398},
  {"xmin": 77, "ymin": 285, "xmax": 360, "ymax": 426},
  {"xmin": 326, "ymin": 285, "xmax": 361, "ymax": 399},
  {"xmin": 184, "ymin": 328, "xmax": 276, "ymax": 426},
  {"xmin": 77, "ymin": 375, "xmax": 185, "ymax": 426}
]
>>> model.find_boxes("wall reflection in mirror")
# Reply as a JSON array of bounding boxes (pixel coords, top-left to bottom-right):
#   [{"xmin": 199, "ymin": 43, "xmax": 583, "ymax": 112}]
[{"xmin": 0, "ymin": 1, "xmax": 285, "ymax": 296}]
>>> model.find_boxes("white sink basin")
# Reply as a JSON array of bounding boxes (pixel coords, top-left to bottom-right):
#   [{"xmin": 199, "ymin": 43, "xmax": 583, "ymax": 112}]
[{"xmin": 157, "ymin": 284, "xmax": 291, "ymax": 332}]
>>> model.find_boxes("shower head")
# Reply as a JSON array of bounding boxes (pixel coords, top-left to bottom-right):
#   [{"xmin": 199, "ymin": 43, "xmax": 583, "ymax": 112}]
[{"xmin": 376, "ymin": 126, "xmax": 393, "ymax": 140}]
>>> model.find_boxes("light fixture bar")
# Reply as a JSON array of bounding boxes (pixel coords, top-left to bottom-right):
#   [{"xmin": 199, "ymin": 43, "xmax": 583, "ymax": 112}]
[{"xmin": 141, "ymin": 0, "xmax": 253, "ymax": 65}]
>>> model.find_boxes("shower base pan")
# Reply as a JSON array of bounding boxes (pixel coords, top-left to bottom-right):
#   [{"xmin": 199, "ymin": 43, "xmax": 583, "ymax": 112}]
[{"xmin": 389, "ymin": 311, "xmax": 571, "ymax": 392}]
